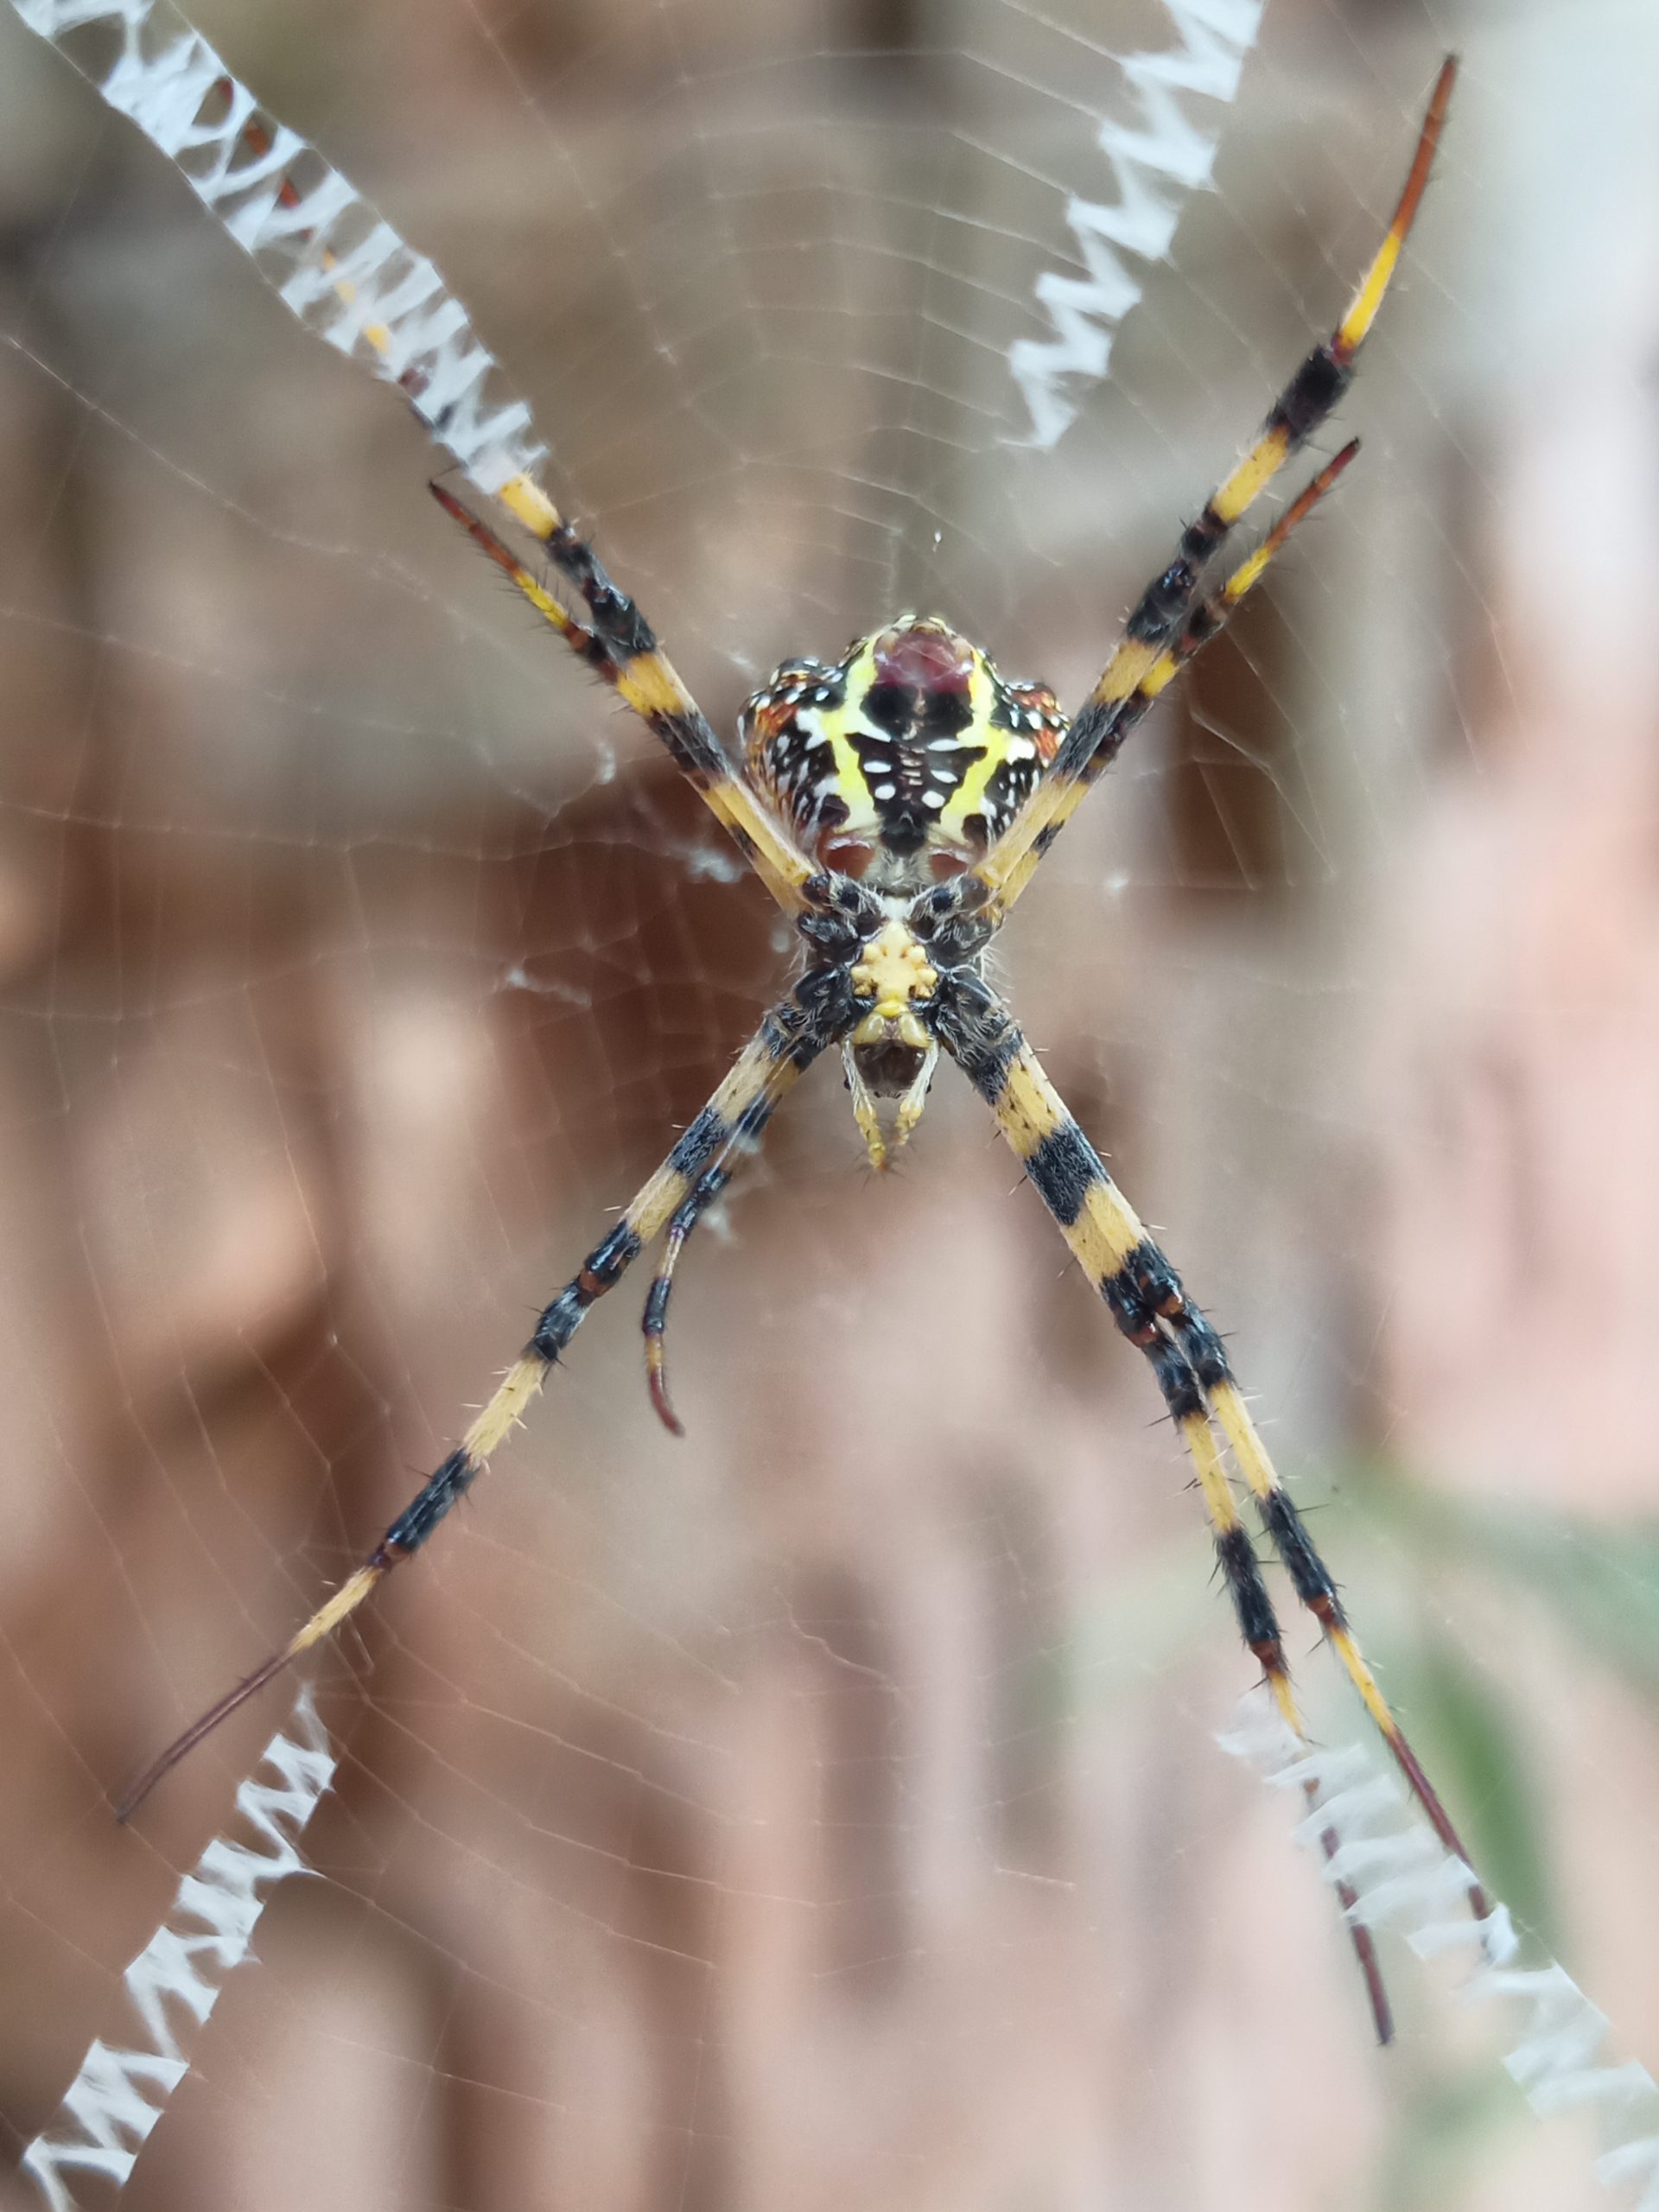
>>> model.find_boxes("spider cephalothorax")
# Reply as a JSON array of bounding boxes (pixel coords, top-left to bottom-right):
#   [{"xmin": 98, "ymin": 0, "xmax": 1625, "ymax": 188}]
[{"xmin": 113, "ymin": 38, "xmax": 1478, "ymax": 2056}]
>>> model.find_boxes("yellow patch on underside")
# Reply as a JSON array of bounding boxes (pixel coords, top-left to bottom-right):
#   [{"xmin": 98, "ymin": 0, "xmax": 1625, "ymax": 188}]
[{"xmin": 849, "ymin": 919, "xmax": 938, "ymax": 1020}]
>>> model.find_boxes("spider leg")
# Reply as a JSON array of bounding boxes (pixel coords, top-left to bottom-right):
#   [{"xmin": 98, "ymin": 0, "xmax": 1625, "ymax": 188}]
[
  {"xmin": 430, "ymin": 486, "xmax": 817, "ymax": 916},
  {"xmin": 913, "ymin": 444, "xmax": 1358, "ymax": 972},
  {"xmin": 1081, "ymin": 438, "xmax": 1359, "ymax": 790},
  {"xmin": 226, "ymin": 119, "xmax": 816, "ymax": 919},
  {"xmin": 643, "ymin": 1025, "xmax": 939, "ymax": 1428},
  {"xmin": 960, "ymin": 59, "xmax": 1454, "ymax": 923},
  {"xmin": 640, "ymin": 1135, "xmax": 770, "ymax": 1439},
  {"xmin": 932, "ymin": 976, "xmax": 1308, "ymax": 1726},
  {"xmin": 641, "ymin": 1175, "xmax": 721, "ymax": 1438},
  {"xmin": 931, "ymin": 970, "xmax": 1488, "ymax": 2005},
  {"xmin": 118, "ymin": 969, "xmax": 851, "ymax": 1818}
]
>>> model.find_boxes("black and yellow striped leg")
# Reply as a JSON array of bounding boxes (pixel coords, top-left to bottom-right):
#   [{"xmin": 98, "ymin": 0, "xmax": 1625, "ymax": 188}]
[
  {"xmin": 640, "ymin": 1102, "xmax": 782, "ymax": 1437},
  {"xmin": 431, "ymin": 485, "xmax": 818, "ymax": 916},
  {"xmin": 931, "ymin": 972, "xmax": 1394, "ymax": 2031},
  {"xmin": 1203, "ymin": 1374, "xmax": 1489, "ymax": 1918},
  {"xmin": 641, "ymin": 1173, "xmax": 725, "ymax": 1437},
  {"xmin": 1080, "ymin": 438, "xmax": 1361, "ymax": 788},
  {"xmin": 955, "ymin": 58, "xmax": 1455, "ymax": 922},
  {"xmin": 118, "ymin": 971, "xmax": 853, "ymax": 1818},
  {"xmin": 916, "ymin": 439, "xmax": 1359, "ymax": 967},
  {"xmin": 932, "ymin": 972, "xmax": 1311, "ymax": 1720},
  {"xmin": 223, "ymin": 114, "xmax": 817, "ymax": 918},
  {"xmin": 1117, "ymin": 1265, "xmax": 1486, "ymax": 1912},
  {"xmin": 1104, "ymin": 1252, "xmax": 1395, "ymax": 2034},
  {"xmin": 933, "ymin": 971, "xmax": 1481, "ymax": 2008}
]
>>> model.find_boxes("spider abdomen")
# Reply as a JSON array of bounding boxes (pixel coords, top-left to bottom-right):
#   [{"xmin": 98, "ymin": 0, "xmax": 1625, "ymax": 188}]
[{"xmin": 741, "ymin": 614, "xmax": 1064, "ymax": 893}]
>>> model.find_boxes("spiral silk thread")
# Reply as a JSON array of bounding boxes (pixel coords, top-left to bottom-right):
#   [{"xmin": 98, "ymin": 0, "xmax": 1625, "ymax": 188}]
[
  {"xmin": 10, "ymin": 0, "xmax": 1258, "ymax": 466},
  {"xmin": 1223, "ymin": 1691, "xmax": 1659, "ymax": 2209},
  {"xmin": 1007, "ymin": 0, "xmax": 1264, "ymax": 449},
  {"xmin": 21, "ymin": 1691, "xmax": 336, "ymax": 2212}
]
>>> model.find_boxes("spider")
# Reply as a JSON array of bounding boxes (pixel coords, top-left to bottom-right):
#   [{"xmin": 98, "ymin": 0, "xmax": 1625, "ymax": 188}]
[{"xmin": 117, "ymin": 57, "xmax": 1474, "ymax": 2040}]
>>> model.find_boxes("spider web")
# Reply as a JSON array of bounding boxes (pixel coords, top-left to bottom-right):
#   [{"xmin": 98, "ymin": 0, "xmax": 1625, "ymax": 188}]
[{"xmin": 3, "ymin": 0, "xmax": 1659, "ymax": 2206}]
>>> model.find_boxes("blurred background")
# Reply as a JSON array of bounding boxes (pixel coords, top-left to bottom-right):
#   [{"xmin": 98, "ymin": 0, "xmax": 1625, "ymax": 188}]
[{"xmin": 3, "ymin": 0, "xmax": 1658, "ymax": 2205}]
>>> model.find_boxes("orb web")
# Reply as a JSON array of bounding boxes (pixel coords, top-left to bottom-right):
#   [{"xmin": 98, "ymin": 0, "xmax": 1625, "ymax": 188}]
[{"xmin": 3, "ymin": 1, "xmax": 1658, "ymax": 2207}]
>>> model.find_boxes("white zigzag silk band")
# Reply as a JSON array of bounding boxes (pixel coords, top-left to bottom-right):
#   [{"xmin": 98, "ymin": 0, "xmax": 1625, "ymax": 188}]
[
  {"xmin": 8, "ymin": 0, "xmax": 546, "ymax": 499},
  {"xmin": 1008, "ymin": 0, "xmax": 1264, "ymax": 450},
  {"xmin": 1224, "ymin": 1691, "xmax": 1659, "ymax": 2209},
  {"xmin": 21, "ymin": 1690, "xmax": 336, "ymax": 2212},
  {"xmin": 10, "ymin": 0, "xmax": 1257, "ymax": 465}
]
